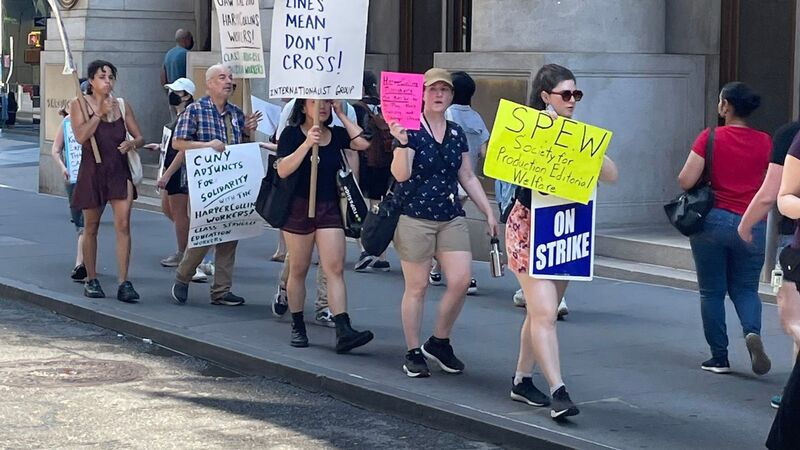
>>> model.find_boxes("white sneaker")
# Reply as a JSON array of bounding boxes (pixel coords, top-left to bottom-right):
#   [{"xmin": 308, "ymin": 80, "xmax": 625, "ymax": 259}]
[
  {"xmin": 513, "ymin": 289, "xmax": 525, "ymax": 307},
  {"xmin": 160, "ymin": 251, "xmax": 183, "ymax": 267},
  {"xmin": 192, "ymin": 267, "xmax": 208, "ymax": 283},
  {"xmin": 198, "ymin": 262, "xmax": 215, "ymax": 277},
  {"xmin": 557, "ymin": 297, "xmax": 569, "ymax": 319}
]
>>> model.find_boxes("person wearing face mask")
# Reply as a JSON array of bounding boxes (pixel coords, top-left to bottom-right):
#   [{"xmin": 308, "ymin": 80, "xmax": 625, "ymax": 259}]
[
  {"xmin": 388, "ymin": 68, "xmax": 498, "ymax": 379},
  {"xmin": 144, "ymin": 78, "xmax": 211, "ymax": 282},
  {"xmin": 69, "ymin": 60, "xmax": 146, "ymax": 302},
  {"xmin": 506, "ymin": 64, "xmax": 618, "ymax": 420},
  {"xmin": 161, "ymin": 29, "xmax": 194, "ymax": 119}
]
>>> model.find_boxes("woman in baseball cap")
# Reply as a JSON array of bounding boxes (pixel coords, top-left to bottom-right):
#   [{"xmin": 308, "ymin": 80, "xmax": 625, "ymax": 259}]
[{"xmin": 388, "ymin": 68, "xmax": 498, "ymax": 378}]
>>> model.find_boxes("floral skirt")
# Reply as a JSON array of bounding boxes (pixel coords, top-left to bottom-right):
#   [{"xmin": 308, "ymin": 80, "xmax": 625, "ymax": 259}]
[{"xmin": 505, "ymin": 201, "xmax": 531, "ymax": 275}]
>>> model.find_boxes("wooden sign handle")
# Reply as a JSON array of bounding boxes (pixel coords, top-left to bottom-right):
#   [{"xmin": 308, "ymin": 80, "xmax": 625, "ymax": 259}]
[
  {"xmin": 308, "ymin": 100, "xmax": 320, "ymax": 218},
  {"xmin": 71, "ymin": 72, "xmax": 102, "ymax": 163}
]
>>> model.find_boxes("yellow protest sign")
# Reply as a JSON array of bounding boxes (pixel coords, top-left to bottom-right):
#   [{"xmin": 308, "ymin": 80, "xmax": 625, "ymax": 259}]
[{"xmin": 483, "ymin": 99, "xmax": 612, "ymax": 204}]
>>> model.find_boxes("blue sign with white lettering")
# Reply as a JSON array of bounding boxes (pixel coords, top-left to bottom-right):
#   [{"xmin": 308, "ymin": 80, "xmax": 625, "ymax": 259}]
[{"xmin": 529, "ymin": 192, "xmax": 595, "ymax": 280}]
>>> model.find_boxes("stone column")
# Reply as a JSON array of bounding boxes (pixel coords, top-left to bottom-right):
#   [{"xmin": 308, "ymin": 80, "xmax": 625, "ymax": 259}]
[
  {"xmin": 39, "ymin": 0, "xmax": 195, "ymax": 195},
  {"xmin": 472, "ymin": 0, "xmax": 666, "ymax": 53},
  {"xmin": 437, "ymin": 0, "xmax": 713, "ymax": 236}
]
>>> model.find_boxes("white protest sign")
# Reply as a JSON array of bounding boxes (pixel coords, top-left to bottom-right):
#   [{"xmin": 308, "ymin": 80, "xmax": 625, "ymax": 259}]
[
  {"xmin": 215, "ymin": 0, "xmax": 265, "ymax": 78},
  {"xmin": 187, "ymin": 143, "xmax": 266, "ymax": 248},
  {"xmin": 529, "ymin": 191, "xmax": 596, "ymax": 281},
  {"xmin": 158, "ymin": 126, "xmax": 173, "ymax": 180},
  {"xmin": 63, "ymin": 117, "xmax": 82, "ymax": 184},
  {"xmin": 250, "ymin": 95, "xmax": 282, "ymax": 137},
  {"xmin": 269, "ymin": 0, "xmax": 369, "ymax": 99}
]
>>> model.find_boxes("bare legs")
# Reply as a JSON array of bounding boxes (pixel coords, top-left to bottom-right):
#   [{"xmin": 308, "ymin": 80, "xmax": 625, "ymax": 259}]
[
  {"xmin": 778, "ymin": 282, "xmax": 800, "ymax": 350},
  {"xmin": 108, "ymin": 182, "xmax": 134, "ymax": 283},
  {"xmin": 284, "ymin": 228, "xmax": 347, "ymax": 315},
  {"xmin": 514, "ymin": 275, "xmax": 565, "ymax": 391},
  {"xmin": 81, "ymin": 183, "xmax": 134, "ymax": 284},
  {"xmin": 400, "ymin": 251, "xmax": 471, "ymax": 350},
  {"xmin": 168, "ymin": 193, "xmax": 189, "ymax": 253}
]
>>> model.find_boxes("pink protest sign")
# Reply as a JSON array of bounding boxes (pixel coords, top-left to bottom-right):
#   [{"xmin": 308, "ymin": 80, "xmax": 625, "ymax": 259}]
[{"xmin": 380, "ymin": 71, "xmax": 424, "ymax": 131}]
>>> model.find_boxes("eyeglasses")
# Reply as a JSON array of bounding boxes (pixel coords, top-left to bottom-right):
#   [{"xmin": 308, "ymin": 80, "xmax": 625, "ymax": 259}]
[{"xmin": 549, "ymin": 90, "xmax": 583, "ymax": 102}]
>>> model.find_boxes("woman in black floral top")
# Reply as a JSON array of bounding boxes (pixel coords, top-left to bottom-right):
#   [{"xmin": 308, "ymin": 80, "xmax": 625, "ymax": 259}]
[{"xmin": 388, "ymin": 68, "xmax": 498, "ymax": 378}]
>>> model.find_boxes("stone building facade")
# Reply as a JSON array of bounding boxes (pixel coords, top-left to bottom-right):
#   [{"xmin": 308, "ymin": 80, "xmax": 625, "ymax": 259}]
[{"xmin": 39, "ymin": 0, "xmax": 799, "ymax": 234}]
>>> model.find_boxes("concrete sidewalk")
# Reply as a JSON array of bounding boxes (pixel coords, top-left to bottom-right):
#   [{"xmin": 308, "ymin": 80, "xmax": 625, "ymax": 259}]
[{"xmin": 0, "ymin": 186, "xmax": 793, "ymax": 449}]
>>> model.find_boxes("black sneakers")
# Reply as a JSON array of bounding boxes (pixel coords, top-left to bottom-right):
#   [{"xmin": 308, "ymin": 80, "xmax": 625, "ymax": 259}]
[
  {"xmin": 84, "ymin": 279, "xmax": 105, "ymax": 298},
  {"xmin": 403, "ymin": 348, "xmax": 430, "ymax": 378},
  {"xmin": 701, "ymin": 357, "xmax": 731, "ymax": 374},
  {"xmin": 421, "ymin": 336, "xmax": 464, "ymax": 374},
  {"xmin": 71, "ymin": 264, "xmax": 87, "ymax": 282},
  {"xmin": 171, "ymin": 281, "xmax": 188, "ymax": 305},
  {"xmin": 745, "ymin": 333, "xmax": 771, "ymax": 375},
  {"xmin": 354, "ymin": 251, "xmax": 375, "ymax": 272},
  {"xmin": 211, "ymin": 292, "xmax": 245, "ymax": 306},
  {"xmin": 272, "ymin": 285, "xmax": 288, "ymax": 317},
  {"xmin": 550, "ymin": 386, "xmax": 580, "ymax": 420},
  {"xmin": 510, "ymin": 377, "xmax": 550, "ymax": 407},
  {"xmin": 116, "ymin": 281, "xmax": 140, "ymax": 303}
]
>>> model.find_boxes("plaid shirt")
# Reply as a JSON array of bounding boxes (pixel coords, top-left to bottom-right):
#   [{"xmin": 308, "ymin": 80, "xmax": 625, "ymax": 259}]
[{"xmin": 174, "ymin": 96, "xmax": 246, "ymax": 144}]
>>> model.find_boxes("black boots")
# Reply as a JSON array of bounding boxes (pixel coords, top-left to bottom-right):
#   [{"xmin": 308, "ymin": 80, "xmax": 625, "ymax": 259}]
[
  {"xmin": 290, "ymin": 311, "xmax": 373, "ymax": 353},
  {"xmin": 291, "ymin": 312, "xmax": 309, "ymax": 348},
  {"xmin": 334, "ymin": 313, "xmax": 374, "ymax": 354}
]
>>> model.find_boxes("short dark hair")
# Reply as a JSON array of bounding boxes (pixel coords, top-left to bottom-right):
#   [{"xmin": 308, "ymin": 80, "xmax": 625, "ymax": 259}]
[
  {"xmin": 363, "ymin": 71, "xmax": 378, "ymax": 99},
  {"xmin": 288, "ymin": 99, "xmax": 333, "ymax": 127},
  {"xmin": 529, "ymin": 64, "xmax": 576, "ymax": 110},
  {"xmin": 85, "ymin": 60, "xmax": 118, "ymax": 95},
  {"xmin": 451, "ymin": 71, "xmax": 476, "ymax": 106},
  {"xmin": 720, "ymin": 81, "xmax": 761, "ymax": 118}
]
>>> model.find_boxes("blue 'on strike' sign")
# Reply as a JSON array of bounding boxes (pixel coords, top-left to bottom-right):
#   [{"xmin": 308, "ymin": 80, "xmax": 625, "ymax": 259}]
[{"xmin": 529, "ymin": 192, "xmax": 595, "ymax": 280}]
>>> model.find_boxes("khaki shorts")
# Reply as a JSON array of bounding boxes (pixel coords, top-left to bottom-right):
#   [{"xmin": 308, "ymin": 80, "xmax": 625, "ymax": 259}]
[{"xmin": 394, "ymin": 215, "xmax": 472, "ymax": 262}]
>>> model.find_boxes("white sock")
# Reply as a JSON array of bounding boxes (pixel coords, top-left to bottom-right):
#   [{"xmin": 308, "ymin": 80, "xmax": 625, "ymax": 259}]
[
  {"xmin": 513, "ymin": 372, "xmax": 531, "ymax": 385},
  {"xmin": 550, "ymin": 383, "xmax": 565, "ymax": 395}
]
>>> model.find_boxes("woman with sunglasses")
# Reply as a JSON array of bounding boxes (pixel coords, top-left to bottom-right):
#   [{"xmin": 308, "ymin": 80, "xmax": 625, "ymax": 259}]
[
  {"xmin": 506, "ymin": 64, "xmax": 618, "ymax": 420},
  {"xmin": 678, "ymin": 82, "xmax": 772, "ymax": 376},
  {"xmin": 276, "ymin": 98, "xmax": 375, "ymax": 353}
]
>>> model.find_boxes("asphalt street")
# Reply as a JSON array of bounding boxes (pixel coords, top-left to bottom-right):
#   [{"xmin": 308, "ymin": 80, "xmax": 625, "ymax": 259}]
[{"xmin": 0, "ymin": 298, "xmax": 496, "ymax": 449}]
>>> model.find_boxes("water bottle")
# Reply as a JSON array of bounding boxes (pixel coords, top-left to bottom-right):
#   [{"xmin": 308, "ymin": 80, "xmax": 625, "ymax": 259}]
[{"xmin": 490, "ymin": 236, "xmax": 504, "ymax": 278}]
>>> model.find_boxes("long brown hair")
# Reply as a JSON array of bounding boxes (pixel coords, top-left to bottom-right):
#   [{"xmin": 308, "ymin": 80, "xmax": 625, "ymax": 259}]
[{"xmin": 529, "ymin": 64, "xmax": 576, "ymax": 110}]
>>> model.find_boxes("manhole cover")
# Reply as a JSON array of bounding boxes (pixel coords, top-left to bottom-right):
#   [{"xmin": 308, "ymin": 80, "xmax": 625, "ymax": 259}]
[{"xmin": 0, "ymin": 359, "xmax": 149, "ymax": 387}]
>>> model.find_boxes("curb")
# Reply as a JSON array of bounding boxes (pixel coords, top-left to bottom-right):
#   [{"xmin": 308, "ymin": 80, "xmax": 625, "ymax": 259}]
[{"xmin": 0, "ymin": 276, "xmax": 613, "ymax": 450}]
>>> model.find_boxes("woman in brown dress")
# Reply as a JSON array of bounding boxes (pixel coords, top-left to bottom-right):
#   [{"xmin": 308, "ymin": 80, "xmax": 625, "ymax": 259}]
[{"xmin": 70, "ymin": 60, "xmax": 144, "ymax": 302}]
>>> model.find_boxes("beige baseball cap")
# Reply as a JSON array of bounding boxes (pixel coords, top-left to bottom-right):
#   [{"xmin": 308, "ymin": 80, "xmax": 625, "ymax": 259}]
[{"xmin": 424, "ymin": 68, "xmax": 453, "ymax": 87}]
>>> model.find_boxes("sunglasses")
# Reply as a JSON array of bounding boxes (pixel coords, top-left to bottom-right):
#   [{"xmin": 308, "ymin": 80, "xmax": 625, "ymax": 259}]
[{"xmin": 549, "ymin": 90, "xmax": 583, "ymax": 102}]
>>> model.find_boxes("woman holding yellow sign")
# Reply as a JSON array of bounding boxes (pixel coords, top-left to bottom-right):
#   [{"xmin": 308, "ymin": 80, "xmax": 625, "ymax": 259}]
[{"xmin": 506, "ymin": 64, "xmax": 618, "ymax": 420}]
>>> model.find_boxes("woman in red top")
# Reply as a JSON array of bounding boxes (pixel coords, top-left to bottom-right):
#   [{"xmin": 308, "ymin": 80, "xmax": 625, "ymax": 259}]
[{"xmin": 678, "ymin": 81, "xmax": 772, "ymax": 376}]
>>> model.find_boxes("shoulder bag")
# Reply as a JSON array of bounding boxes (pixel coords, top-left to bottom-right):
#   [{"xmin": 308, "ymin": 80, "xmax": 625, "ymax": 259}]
[
  {"xmin": 664, "ymin": 128, "xmax": 715, "ymax": 236},
  {"xmin": 361, "ymin": 182, "xmax": 406, "ymax": 256},
  {"xmin": 117, "ymin": 98, "xmax": 143, "ymax": 185},
  {"xmin": 256, "ymin": 154, "xmax": 300, "ymax": 228},
  {"xmin": 337, "ymin": 150, "xmax": 369, "ymax": 238}
]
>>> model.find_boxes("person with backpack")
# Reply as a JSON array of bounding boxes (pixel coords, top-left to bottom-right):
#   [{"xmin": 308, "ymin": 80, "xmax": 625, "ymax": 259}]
[{"xmin": 353, "ymin": 71, "xmax": 394, "ymax": 272}]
